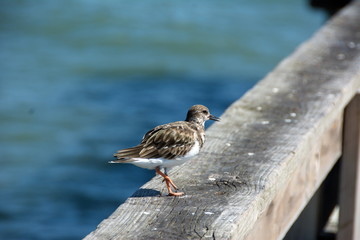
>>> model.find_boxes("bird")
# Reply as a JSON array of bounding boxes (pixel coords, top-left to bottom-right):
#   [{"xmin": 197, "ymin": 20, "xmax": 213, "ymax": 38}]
[{"xmin": 110, "ymin": 105, "xmax": 220, "ymax": 196}]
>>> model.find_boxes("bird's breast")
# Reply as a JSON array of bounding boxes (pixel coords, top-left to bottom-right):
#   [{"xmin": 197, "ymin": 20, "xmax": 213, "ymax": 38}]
[{"xmin": 182, "ymin": 140, "xmax": 200, "ymax": 159}]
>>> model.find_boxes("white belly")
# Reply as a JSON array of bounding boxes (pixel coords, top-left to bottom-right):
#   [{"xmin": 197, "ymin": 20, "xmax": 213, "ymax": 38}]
[
  {"xmin": 183, "ymin": 140, "xmax": 200, "ymax": 158},
  {"xmin": 130, "ymin": 141, "xmax": 200, "ymax": 170}
]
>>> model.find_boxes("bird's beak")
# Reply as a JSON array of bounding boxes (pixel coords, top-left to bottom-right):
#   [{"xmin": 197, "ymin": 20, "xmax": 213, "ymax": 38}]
[{"xmin": 209, "ymin": 114, "xmax": 220, "ymax": 121}]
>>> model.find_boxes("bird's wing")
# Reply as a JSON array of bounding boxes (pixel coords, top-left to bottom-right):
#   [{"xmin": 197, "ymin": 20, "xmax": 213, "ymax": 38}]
[{"xmin": 139, "ymin": 122, "xmax": 196, "ymax": 159}]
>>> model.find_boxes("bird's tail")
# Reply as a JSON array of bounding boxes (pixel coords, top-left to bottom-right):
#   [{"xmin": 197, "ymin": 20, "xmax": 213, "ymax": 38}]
[
  {"xmin": 110, "ymin": 145, "xmax": 142, "ymax": 163},
  {"xmin": 109, "ymin": 159, "xmax": 135, "ymax": 164}
]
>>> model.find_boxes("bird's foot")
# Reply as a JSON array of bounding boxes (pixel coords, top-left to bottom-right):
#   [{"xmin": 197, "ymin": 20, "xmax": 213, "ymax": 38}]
[{"xmin": 168, "ymin": 191, "xmax": 184, "ymax": 196}]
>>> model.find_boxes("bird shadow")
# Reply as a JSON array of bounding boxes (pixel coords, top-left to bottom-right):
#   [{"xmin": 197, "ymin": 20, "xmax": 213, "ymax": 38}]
[{"xmin": 130, "ymin": 188, "xmax": 161, "ymax": 198}]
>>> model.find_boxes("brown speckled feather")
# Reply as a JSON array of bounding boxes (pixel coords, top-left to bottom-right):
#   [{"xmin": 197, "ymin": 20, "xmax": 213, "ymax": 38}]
[{"xmin": 114, "ymin": 121, "xmax": 202, "ymax": 160}]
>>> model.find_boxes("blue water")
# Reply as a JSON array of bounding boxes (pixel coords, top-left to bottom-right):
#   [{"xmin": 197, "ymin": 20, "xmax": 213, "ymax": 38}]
[{"xmin": 0, "ymin": 1, "xmax": 324, "ymax": 239}]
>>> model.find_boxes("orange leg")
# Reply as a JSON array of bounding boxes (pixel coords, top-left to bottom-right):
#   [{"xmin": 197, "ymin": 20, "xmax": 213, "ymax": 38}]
[
  {"xmin": 161, "ymin": 174, "xmax": 178, "ymax": 190},
  {"xmin": 155, "ymin": 167, "xmax": 184, "ymax": 196}
]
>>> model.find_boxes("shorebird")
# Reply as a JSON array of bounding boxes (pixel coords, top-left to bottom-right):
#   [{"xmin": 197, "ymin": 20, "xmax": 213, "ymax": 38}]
[{"xmin": 110, "ymin": 105, "xmax": 220, "ymax": 196}]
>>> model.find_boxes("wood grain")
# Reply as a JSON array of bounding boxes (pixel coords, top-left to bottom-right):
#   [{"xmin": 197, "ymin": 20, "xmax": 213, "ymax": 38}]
[
  {"xmin": 338, "ymin": 93, "xmax": 360, "ymax": 240},
  {"xmin": 84, "ymin": 2, "xmax": 360, "ymax": 240}
]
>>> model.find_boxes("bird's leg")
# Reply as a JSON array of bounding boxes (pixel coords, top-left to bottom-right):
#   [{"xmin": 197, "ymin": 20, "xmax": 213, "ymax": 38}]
[
  {"xmin": 160, "ymin": 168, "xmax": 178, "ymax": 190},
  {"xmin": 164, "ymin": 178, "xmax": 183, "ymax": 197},
  {"xmin": 155, "ymin": 167, "xmax": 183, "ymax": 196},
  {"xmin": 161, "ymin": 168, "xmax": 167, "ymax": 184},
  {"xmin": 164, "ymin": 176, "xmax": 179, "ymax": 190},
  {"xmin": 155, "ymin": 167, "xmax": 179, "ymax": 190}
]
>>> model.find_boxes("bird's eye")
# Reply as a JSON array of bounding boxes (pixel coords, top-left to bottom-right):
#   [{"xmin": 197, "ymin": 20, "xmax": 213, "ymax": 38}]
[{"xmin": 202, "ymin": 110, "xmax": 208, "ymax": 114}]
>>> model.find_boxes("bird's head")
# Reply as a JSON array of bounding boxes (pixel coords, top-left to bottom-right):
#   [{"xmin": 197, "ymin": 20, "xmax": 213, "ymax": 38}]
[{"xmin": 185, "ymin": 105, "xmax": 220, "ymax": 125}]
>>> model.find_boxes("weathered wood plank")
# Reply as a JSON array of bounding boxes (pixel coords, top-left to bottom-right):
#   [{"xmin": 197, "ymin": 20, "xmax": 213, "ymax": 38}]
[
  {"xmin": 244, "ymin": 113, "xmax": 343, "ymax": 240},
  {"xmin": 338, "ymin": 93, "xmax": 360, "ymax": 240},
  {"xmin": 85, "ymin": 2, "xmax": 360, "ymax": 240}
]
